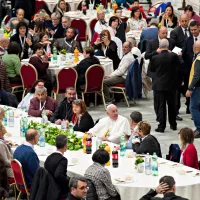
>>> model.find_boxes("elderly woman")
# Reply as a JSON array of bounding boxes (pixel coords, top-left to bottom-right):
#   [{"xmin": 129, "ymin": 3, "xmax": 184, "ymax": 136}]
[
  {"xmin": 85, "ymin": 149, "xmax": 120, "ymax": 200},
  {"xmin": 93, "ymin": 30, "xmax": 120, "ymax": 70},
  {"xmin": 10, "ymin": 21, "xmax": 33, "ymax": 59},
  {"xmin": 18, "ymin": 79, "xmax": 45, "ymax": 111},
  {"xmin": 127, "ymin": 6, "xmax": 147, "ymax": 30},
  {"xmin": 179, "ymin": 128, "xmax": 199, "ymax": 169},
  {"xmin": 0, "ymin": 108, "xmax": 14, "ymax": 183},
  {"xmin": 75, "ymin": 46, "xmax": 100, "ymax": 90},
  {"xmin": 72, "ymin": 99, "xmax": 94, "ymax": 132},
  {"xmin": 159, "ymin": 5, "xmax": 178, "ymax": 29},
  {"xmin": 2, "ymin": 42, "xmax": 21, "ymax": 84},
  {"xmin": 132, "ymin": 121, "xmax": 162, "ymax": 157},
  {"xmin": 53, "ymin": 0, "xmax": 69, "ymax": 17},
  {"xmin": 29, "ymin": 43, "xmax": 52, "ymax": 95}
]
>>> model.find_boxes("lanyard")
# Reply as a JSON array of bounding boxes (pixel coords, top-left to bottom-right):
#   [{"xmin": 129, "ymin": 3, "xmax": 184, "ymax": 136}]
[
  {"xmin": 19, "ymin": 36, "xmax": 26, "ymax": 58},
  {"xmin": 64, "ymin": 38, "xmax": 73, "ymax": 48},
  {"xmin": 40, "ymin": 101, "xmax": 46, "ymax": 110}
]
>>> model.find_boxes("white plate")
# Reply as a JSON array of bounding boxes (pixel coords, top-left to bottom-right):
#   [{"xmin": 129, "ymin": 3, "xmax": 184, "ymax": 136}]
[{"xmin": 68, "ymin": 158, "xmax": 79, "ymax": 166}]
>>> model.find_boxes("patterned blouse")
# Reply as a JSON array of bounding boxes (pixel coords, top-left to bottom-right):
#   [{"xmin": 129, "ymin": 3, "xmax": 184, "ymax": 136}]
[{"xmin": 127, "ymin": 17, "xmax": 147, "ymax": 31}]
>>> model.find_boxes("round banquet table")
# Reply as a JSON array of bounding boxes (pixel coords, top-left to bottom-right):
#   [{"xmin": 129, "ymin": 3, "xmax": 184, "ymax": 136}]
[{"xmin": 4, "ymin": 108, "xmax": 200, "ymax": 200}]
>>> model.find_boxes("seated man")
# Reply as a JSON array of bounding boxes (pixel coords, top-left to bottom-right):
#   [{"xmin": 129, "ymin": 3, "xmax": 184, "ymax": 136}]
[
  {"xmin": 68, "ymin": 176, "xmax": 88, "ymax": 200},
  {"xmin": 0, "ymin": 36, "xmax": 9, "ymax": 57},
  {"xmin": 94, "ymin": 10, "xmax": 108, "ymax": 34},
  {"xmin": 103, "ymin": 41, "xmax": 134, "ymax": 103},
  {"xmin": 7, "ymin": 8, "xmax": 29, "ymax": 31},
  {"xmin": 126, "ymin": 111, "xmax": 142, "ymax": 149},
  {"xmin": 140, "ymin": 176, "xmax": 188, "ymax": 200},
  {"xmin": 50, "ymin": 87, "xmax": 76, "ymax": 126},
  {"xmin": 45, "ymin": 135, "xmax": 69, "ymax": 199},
  {"xmin": 132, "ymin": 121, "xmax": 162, "ymax": 157},
  {"xmin": 55, "ymin": 27, "xmax": 81, "ymax": 53},
  {"xmin": 13, "ymin": 129, "xmax": 40, "ymax": 187},
  {"xmin": 28, "ymin": 87, "xmax": 58, "ymax": 119},
  {"xmin": 88, "ymin": 104, "xmax": 131, "ymax": 144}
]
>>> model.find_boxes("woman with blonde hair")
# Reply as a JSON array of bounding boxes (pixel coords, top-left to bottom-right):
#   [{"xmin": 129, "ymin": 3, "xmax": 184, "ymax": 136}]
[
  {"xmin": 179, "ymin": 128, "xmax": 198, "ymax": 169},
  {"xmin": 132, "ymin": 121, "xmax": 162, "ymax": 157}
]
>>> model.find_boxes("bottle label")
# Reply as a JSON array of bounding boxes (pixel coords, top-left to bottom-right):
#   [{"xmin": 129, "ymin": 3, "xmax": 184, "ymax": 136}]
[
  {"xmin": 86, "ymin": 141, "xmax": 92, "ymax": 146},
  {"xmin": 112, "ymin": 154, "xmax": 118, "ymax": 160}
]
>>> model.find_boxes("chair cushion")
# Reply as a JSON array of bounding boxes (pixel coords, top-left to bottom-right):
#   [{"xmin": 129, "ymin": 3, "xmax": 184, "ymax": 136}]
[
  {"xmin": 11, "ymin": 83, "xmax": 22, "ymax": 87},
  {"xmin": 112, "ymin": 84, "xmax": 125, "ymax": 88}
]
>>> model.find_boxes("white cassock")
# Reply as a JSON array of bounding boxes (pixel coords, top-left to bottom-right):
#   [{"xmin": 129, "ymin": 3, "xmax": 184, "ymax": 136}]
[{"xmin": 89, "ymin": 115, "xmax": 131, "ymax": 144}]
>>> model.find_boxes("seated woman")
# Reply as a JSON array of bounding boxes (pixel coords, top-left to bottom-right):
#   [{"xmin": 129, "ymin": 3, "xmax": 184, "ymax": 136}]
[
  {"xmin": 28, "ymin": 87, "xmax": 58, "ymax": 119},
  {"xmin": 2, "ymin": 42, "xmax": 21, "ymax": 84},
  {"xmin": 0, "ymin": 107, "xmax": 14, "ymax": 183},
  {"xmin": 184, "ymin": 5, "xmax": 200, "ymax": 25},
  {"xmin": 85, "ymin": 149, "xmax": 120, "ymax": 200},
  {"xmin": 10, "ymin": 21, "xmax": 33, "ymax": 59},
  {"xmin": 72, "ymin": 99, "xmax": 94, "ymax": 132},
  {"xmin": 29, "ymin": 43, "xmax": 52, "ymax": 96},
  {"xmin": 53, "ymin": 0, "xmax": 69, "ymax": 17},
  {"xmin": 159, "ymin": 5, "xmax": 178, "ymax": 29},
  {"xmin": 179, "ymin": 128, "xmax": 198, "ymax": 169},
  {"xmin": 108, "ymin": 16, "xmax": 119, "ymax": 37},
  {"xmin": 75, "ymin": 46, "xmax": 100, "ymax": 90},
  {"xmin": 18, "ymin": 79, "xmax": 45, "ymax": 111},
  {"xmin": 93, "ymin": 30, "xmax": 120, "ymax": 70},
  {"xmin": 129, "ymin": 0, "xmax": 146, "ymax": 19},
  {"xmin": 127, "ymin": 7, "xmax": 147, "ymax": 30},
  {"xmin": 38, "ymin": 32, "xmax": 52, "ymax": 54},
  {"xmin": 132, "ymin": 121, "xmax": 162, "ymax": 157}
]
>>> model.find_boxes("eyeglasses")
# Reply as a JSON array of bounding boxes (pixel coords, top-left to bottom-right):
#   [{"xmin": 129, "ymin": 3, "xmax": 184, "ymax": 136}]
[
  {"xmin": 73, "ymin": 99, "xmax": 81, "ymax": 104},
  {"xmin": 79, "ymin": 186, "xmax": 89, "ymax": 191}
]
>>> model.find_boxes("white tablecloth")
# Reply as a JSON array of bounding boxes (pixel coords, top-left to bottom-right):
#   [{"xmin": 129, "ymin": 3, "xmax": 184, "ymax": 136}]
[{"xmin": 5, "ymin": 113, "xmax": 200, "ymax": 200}]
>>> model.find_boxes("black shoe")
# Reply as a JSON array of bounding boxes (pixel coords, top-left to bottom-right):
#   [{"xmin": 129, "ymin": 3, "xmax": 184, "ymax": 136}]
[
  {"xmin": 176, "ymin": 116, "xmax": 183, "ymax": 121},
  {"xmin": 194, "ymin": 129, "xmax": 200, "ymax": 138},
  {"xmin": 186, "ymin": 107, "xmax": 191, "ymax": 114},
  {"xmin": 155, "ymin": 128, "xmax": 164, "ymax": 133},
  {"xmin": 170, "ymin": 125, "xmax": 177, "ymax": 131}
]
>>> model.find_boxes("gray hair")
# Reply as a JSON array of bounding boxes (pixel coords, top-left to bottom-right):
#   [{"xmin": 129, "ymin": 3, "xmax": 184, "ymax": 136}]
[
  {"xmin": 159, "ymin": 39, "xmax": 169, "ymax": 49},
  {"xmin": 35, "ymin": 86, "xmax": 47, "ymax": 93},
  {"xmin": 127, "ymin": 37, "xmax": 136, "ymax": 47},
  {"xmin": 62, "ymin": 16, "xmax": 71, "ymax": 21},
  {"xmin": 51, "ymin": 12, "xmax": 61, "ymax": 19},
  {"xmin": 69, "ymin": 176, "xmax": 87, "ymax": 190}
]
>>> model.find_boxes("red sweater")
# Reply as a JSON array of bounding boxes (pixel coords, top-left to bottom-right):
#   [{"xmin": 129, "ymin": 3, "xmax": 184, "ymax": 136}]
[{"xmin": 182, "ymin": 144, "xmax": 199, "ymax": 169}]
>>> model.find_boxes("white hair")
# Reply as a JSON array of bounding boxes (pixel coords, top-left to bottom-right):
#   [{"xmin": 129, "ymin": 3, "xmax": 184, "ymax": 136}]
[
  {"xmin": 35, "ymin": 87, "xmax": 47, "ymax": 93},
  {"xmin": 106, "ymin": 104, "xmax": 117, "ymax": 112},
  {"xmin": 159, "ymin": 39, "xmax": 169, "ymax": 49}
]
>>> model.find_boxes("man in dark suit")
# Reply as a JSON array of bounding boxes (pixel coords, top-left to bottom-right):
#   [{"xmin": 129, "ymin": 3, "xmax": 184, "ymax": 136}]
[
  {"xmin": 182, "ymin": 20, "xmax": 200, "ymax": 114},
  {"xmin": 144, "ymin": 26, "xmax": 176, "ymax": 121},
  {"xmin": 139, "ymin": 176, "xmax": 188, "ymax": 200},
  {"xmin": 170, "ymin": 14, "xmax": 190, "ymax": 116},
  {"xmin": 150, "ymin": 39, "xmax": 183, "ymax": 132},
  {"xmin": 44, "ymin": 134, "xmax": 69, "ymax": 199}
]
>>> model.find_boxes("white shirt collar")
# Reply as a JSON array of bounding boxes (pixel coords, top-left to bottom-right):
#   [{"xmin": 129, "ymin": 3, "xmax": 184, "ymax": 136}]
[
  {"xmin": 55, "ymin": 150, "xmax": 64, "ymax": 155},
  {"xmin": 141, "ymin": 135, "xmax": 148, "ymax": 141},
  {"xmin": 193, "ymin": 34, "xmax": 200, "ymax": 41},
  {"xmin": 24, "ymin": 141, "xmax": 34, "ymax": 149},
  {"xmin": 181, "ymin": 26, "xmax": 190, "ymax": 37}
]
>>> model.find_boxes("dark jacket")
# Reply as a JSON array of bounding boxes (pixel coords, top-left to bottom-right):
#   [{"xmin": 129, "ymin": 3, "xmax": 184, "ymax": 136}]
[
  {"xmin": 44, "ymin": 22, "xmax": 65, "ymax": 39},
  {"xmin": 132, "ymin": 134, "xmax": 162, "ymax": 157},
  {"xmin": 139, "ymin": 190, "xmax": 188, "ymax": 200},
  {"xmin": 10, "ymin": 34, "xmax": 33, "ymax": 59},
  {"xmin": 44, "ymin": 153, "xmax": 69, "ymax": 198},
  {"xmin": 125, "ymin": 59, "xmax": 142, "ymax": 99},
  {"xmin": 116, "ymin": 21, "xmax": 126, "ymax": 43},
  {"xmin": 75, "ymin": 56, "xmax": 100, "ymax": 88},
  {"xmin": 30, "ymin": 167, "xmax": 60, "ymax": 200},
  {"xmin": 13, "ymin": 144, "xmax": 40, "ymax": 187},
  {"xmin": 93, "ymin": 40, "xmax": 120, "ymax": 70},
  {"xmin": 170, "ymin": 26, "xmax": 191, "ymax": 49},
  {"xmin": 159, "ymin": 15, "xmax": 178, "ymax": 29},
  {"xmin": 67, "ymin": 193, "xmax": 83, "ymax": 200},
  {"xmin": 0, "ymin": 156, "xmax": 9, "ymax": 193},
  {"xmin": 50, "ymin": 98, "xmax": 73, "ymax": 123},
  {"xmin": 149, "ymin": 50, "xmax": 183, "ymax": 91},
  {"xmin": 0, "ymin": 90, "xmax": 11, "ymax": 106},
  {"xmin": 72, "ymin": 111, "xmax": 94, "ymax": 132},
  {"xmin": 28, "ymin": 96, "xmax": 58, "ymax": 118},
  {"xmin": 144, "ymin": 38, "xmax": 175, "ymax": 78}
]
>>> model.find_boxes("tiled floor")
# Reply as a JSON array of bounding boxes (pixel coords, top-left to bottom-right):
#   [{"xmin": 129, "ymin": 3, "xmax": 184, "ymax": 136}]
[{"xmin": 8, "ymin": 91, "xmax": 200, "ymax": 200}]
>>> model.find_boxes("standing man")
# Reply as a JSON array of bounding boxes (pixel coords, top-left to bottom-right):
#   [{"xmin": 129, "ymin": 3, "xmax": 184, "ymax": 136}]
[
  {"xmin": 50, "ymin": 87, "xmax": 76, "ymax": 127},
  {"xmin": 150, "ymin": 39, "xmax": 183, "ymax": 132},
  {"xmin": 186, "ymin": 41, "xmax": 200, "ymax": 137},
  {"xmin": 13, "ymin": 129, "xmax": 40, "ymax": 187}
]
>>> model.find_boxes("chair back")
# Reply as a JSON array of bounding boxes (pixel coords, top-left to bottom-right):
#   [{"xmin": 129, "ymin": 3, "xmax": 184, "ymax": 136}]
[
  {"xmin": 120, "ymin": 17, "xmax": 128, "ymax": 22},
  {"xmin": 2, "ymin": 15, "xmax": 10, "ymax": 25},
  {"xmin": 66, "ymin": 2, "xmax": 71, "ymax": 11},
  {"xmin": 101, "ymin": 0, "xmax": 107, "ymax": 8},
  {"xmin": 77, "ymin": 1, "xmax": 82, "ymax": 10},
  {"xmin": 56, "ymin": 67, "xmax": 77, "ymax": 93},
  {"xmin": 10, "ymin": 159, "xmax": 29, "ymax": 194},
  {"xmin": 71, "ymin": 19, "xmax": 87, "ymax": 42},
  {"xmin": 89, "ymin": 18, "xmax": 98, "ymax": 37},
  {"xmin": 90, "ymin": 32, "xmax": 99, "ymax": 46},
  {"xmin": 35, "ymin": 0, "xmax": 48, "ymax": 13},
  {"xmin": 20, "ymin": 64, "xmax": 38, "ymax": 91},
  {"xmin": 84, "ymin": 64, "xmax": 104, "ymax": 93}
]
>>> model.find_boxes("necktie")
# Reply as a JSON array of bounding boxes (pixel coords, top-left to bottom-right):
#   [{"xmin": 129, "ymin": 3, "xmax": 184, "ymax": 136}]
[
  {"xmin": 184, "ymin": 29, "xmax": 188, "ymax": 37},
  {"xmin": 195, "ymin": 38, "xmax": 198, "ymax": 41}
]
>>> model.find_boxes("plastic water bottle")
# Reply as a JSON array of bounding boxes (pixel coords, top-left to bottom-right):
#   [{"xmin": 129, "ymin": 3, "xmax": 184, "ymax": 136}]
[
  {"xmin": 41, "ymin": 110, "xmax": 48, "ymax": 124},
  {"xmin": 68, "ymin": 121, "xmax": 74, "ymax": 134},
  {"xmin": 52, "ymin": 46, "xmax": 57, "ymax": 63},
  {"xmin": 96, "ymin": 137, "xmax": 102, "ymax": 150},
  {"xmin": 39, "ymin": 128, "xmax": 45, "ymax": 147},
  {"xmin": 0, "ymin": 21, "xmax": 4, "ymax": 37},
  {"xmin": 20, "ymin": 116, "xmax": 28, "ymax": 137},
  {"xmin": 145, "ymin": 153, "xmax": 152, "ymax": 175},
  {"xmin": 120, "ymin": 133, "xmax": 126, "ymax": 157},
  {"xmin": 152, "ymin": 152, "xmax": 158, "ymax": 176},
  {"xmin": 46, "ymin": 44, "xmax": 51, "ymax": 56},
  {"xmin": 61, "ymin": 119, "xmax": 67, "ymax": 130},
  {"xmin": 8, "ymin": 110, "xmax": 14, "ymax": 127},
  {"xmin": 3, "ymin": 109, "xmax": 7, "ymax": 126}
]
